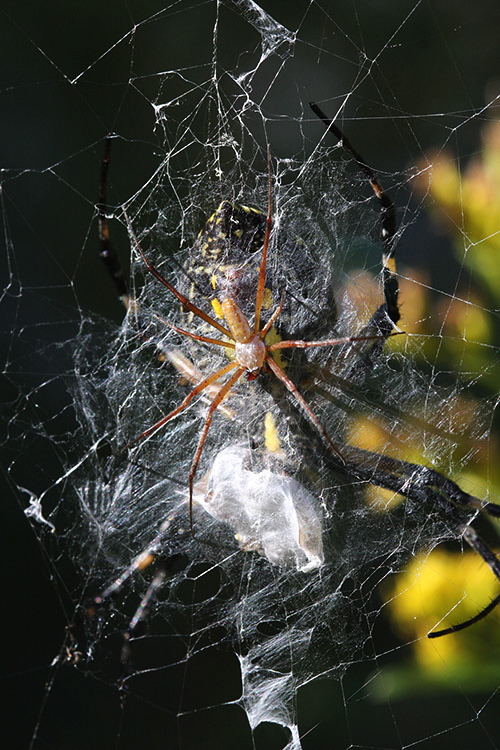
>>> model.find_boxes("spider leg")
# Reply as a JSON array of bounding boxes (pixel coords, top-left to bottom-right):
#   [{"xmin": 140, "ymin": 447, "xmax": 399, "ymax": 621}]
[
  {"xmin": 254, "ymin": 148, "xmax": 273, "ymax": 333},
  {"xmin": 346, "ymin": 448, "xmax": 500, "ymax": 522},
  {"xmin": 428, "ymin": 526, "xmax": 500, "ymax": 638},
  {"xmin": 265, "ymin": 355, "xmax": 345, "ymax": 463},
  {"xmin": 96, "ymin": 139, "xmax": 227, "ymax": 338},
  {"xmin": 126, "ymin": 360, "xmax": 238, "ymax": 448},
  {"xmin": 188, "ymin": 366, "xmax": 245, "ymax": 534},
  {"xmin": 97, "ymin": 136, "xmax": 131, "ymax": 309},
  {"xmin": 96, "ymin": 142, "xmax": 236, "ymax": 412},
  {"xmin": 310, "ymin": 102, "xmax": 399, "ymax": 329},
  {"xmin": 120, "ymin": 562, "xmax": 170, "ymax": 666},
  {"xmin": 260, "ymin": 294, "xmax": 285, "ymax": 338},
  {"xmin": 309, "ymin": 103, "xmax": 396, "ymax": 255},
  {"xmin": 428, "ymin": 592, "xmax": 500, "ymax": 638},
  {"xmin": 94, "ymin": 545, "xmax": 187, "ymax": 667},
  {"xmin": 124, "ymin": 214, "xmax": 233, "ymax": 339},
  {"xmin": 95, "ymin": 518, "xmax": 178, "ymax": 604},
  {"xmin": 269, "ymin": 331, "xmax": 403, "ymax": 351},
  {"xmin": 340, "ymin": 445, "xmax": 500, "ymax": 636},
  {"xmin": 152, "ymin": 313, "xmax": 236, "ymax": 349},
  {"xmin": 165, "ymin": 350, "xmax": 234, "ymax": 419}
]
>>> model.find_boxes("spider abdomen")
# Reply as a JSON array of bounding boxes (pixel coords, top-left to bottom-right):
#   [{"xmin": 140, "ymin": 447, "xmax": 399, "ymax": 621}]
[{"xmin": 221, "ymin": 297, "xmax": 253, "ymax": 343}]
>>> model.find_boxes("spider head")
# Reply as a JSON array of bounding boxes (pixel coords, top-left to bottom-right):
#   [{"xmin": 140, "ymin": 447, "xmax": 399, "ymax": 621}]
[{"xmin": 246, "ymin": 369, "xmax": 260, "ymax": 382}]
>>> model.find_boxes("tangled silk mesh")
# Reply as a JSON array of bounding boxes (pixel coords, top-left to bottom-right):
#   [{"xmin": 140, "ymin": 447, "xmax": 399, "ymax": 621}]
[
  {"xmin": 2, "ymin": 1, "xmax": 499, "ymax": 748},
  {"xmin": 65, "ymin": 153, "xmax": 465, "ymax": 745}
]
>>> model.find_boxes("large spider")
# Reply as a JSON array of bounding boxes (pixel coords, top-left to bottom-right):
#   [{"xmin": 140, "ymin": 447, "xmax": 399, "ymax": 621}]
[{"xmin": 96, "ymin": 104, "xmax": 500, "ymax": 639}]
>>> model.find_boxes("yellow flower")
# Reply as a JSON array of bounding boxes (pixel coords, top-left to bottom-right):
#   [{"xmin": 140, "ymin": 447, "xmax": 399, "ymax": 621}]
[{"xmin": 384, "ymin": 547, "xmax": 500, "ymax": 673}]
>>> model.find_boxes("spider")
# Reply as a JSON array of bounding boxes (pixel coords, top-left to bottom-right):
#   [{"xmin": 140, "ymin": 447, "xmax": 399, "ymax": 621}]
[
  {"xmin": 122, "ymin": 158, "xmax": 405, "ymax": 532},
  {"xmin": 96, "ymin": 104, "xmax": 500, "ymax": 639}
]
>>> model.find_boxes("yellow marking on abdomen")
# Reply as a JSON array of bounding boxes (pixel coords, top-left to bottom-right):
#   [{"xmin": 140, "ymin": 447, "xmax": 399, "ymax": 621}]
[{"xmin": 211, "ymin": 298, "xmax": 224, "ymax": 319}]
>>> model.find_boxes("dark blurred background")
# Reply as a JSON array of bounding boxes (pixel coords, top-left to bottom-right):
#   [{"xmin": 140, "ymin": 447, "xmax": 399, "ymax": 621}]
[{"xmin": 2, "ymin": 1, "xmax": 500, "ymax": 748}]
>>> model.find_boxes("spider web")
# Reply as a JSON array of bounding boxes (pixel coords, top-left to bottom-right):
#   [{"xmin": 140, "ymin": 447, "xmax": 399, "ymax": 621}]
[{"xmin": 2, "ymin": 1, "xmax": 500, "ymax": 748}]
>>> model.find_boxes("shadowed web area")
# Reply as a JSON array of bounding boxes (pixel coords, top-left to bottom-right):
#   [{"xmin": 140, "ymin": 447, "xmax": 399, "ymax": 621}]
[{"xmin": 2, "ymin": 1, "xmax": 500, "ymax": 748}]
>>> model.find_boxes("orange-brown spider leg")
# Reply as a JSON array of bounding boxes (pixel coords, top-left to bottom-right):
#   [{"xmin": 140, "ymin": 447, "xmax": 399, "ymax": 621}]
[
  {"xmin": 124, "ymin": 214, "xmax": 232, "ymax": 338},
  {"xmin": 126, "ymin": 361, "xmax": 239, "ymax": 448},
  {"xmin": 152, "ymin": 314, "xmax": 236, "ymax": 350},
  {"xmin": 254, "ymin": 149, "xmax": 273, "ymax": 334},
  {"xmin": 165, "ymin": 350, "xmax": 235, "ymax": 419},
  {"xmin": 188, "ymin": 366, "xmax": 245, "ymax": 535},
  {"xmin": 260, "ymin": 294, "xmax": 285, "ymax": 339},
  {"xmin": 269, "ymin": 331, "xmax": 403, "ymax": 351},
  {"xmin": 265, "ymin": 355, "xmax": 345, "ymax": 463}
]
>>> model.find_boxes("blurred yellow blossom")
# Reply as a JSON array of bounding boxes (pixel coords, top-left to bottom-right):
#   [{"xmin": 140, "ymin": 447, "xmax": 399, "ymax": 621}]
[
  {"xmin": 384, "ymin": 547, "xmax": 500, "ymax": 675},
  {"xmin": 414, "ymin": 119, "xmax": 500, "ymax": 299}
]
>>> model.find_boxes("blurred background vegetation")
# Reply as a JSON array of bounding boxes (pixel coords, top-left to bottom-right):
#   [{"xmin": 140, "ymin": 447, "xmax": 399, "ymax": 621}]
[{"xmin": 379, "ymin": 116, "xmax": 500, "ymax": 695}]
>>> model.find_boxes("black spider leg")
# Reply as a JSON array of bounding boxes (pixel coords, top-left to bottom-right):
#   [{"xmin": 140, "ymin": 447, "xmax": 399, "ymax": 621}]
[
  {"xmin": 310, "ymin": 103, "xmax": 399, "ymax": 336},
  {"xmin": 97, "ymin": 136, "xmax": 130, "ymax": 308},
  {"xmin": 308, "ymin": 108, "xmax": 500, "ymax": 633},
  {"xmin": 436, "ymin": 527, "xmax": 500, "ymax": 637},
  {"xmin": 308, "ymin": 110, "xmax": 500, "ymax": 634},
  {"xmin": 342, "ymin": 445, "xmax": 500, "ymax": 636},
  {"xmin": 93, "ymin": 140, "xmax": 189, "ymax": 639},
  {"xmin": 96, "ymin": 140, "xmax": 196, "ymax": 370}
]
